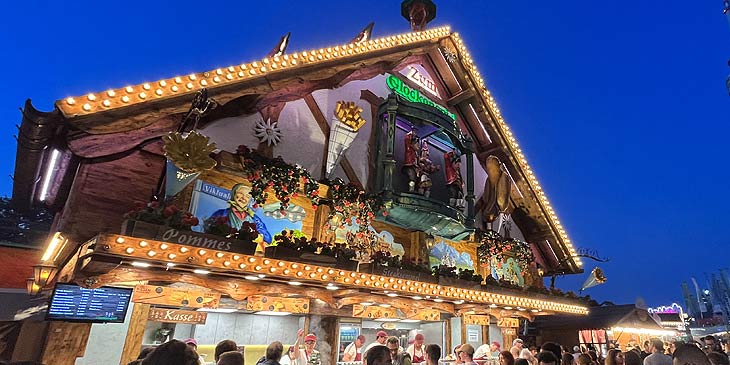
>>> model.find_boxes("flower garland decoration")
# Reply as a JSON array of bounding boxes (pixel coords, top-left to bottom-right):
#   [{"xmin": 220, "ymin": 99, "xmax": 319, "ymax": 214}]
[
  {"xmin": 124, "ymin": 200, "xmax": 199, "ymax": 230},
  {"xmin": 503, "ymin": 238, "xmax": 535, "ymax": 263},
  {"xmin": 431, "ymin": 264, "xmax": 484, "ymax": 283},
  {"xmin": 476, "ymin": 230, "xmax": 535, "ymax": 265},
  {"xmin": 476, "ymin": 229, "xmax": 502, "ymax": 267},
  {"xmin": 203, "ymin": 217, "xmax": 260, "ymax": 242},
  {"xmin": 236, "ymin": 145, "xmax": 320, "ymax": 213},
  {"xmin": 271, "ymin": 230, "xmax": 355, "ymax": 261},
  {"xmin": 323, "ymin": 177, "xmax": 386, "ymax": 234}
]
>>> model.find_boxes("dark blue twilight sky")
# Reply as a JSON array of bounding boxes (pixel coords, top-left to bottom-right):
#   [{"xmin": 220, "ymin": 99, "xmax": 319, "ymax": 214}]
[{"xmin": 1, "ymin": 1, "xmax": 728, "ymax": 306}]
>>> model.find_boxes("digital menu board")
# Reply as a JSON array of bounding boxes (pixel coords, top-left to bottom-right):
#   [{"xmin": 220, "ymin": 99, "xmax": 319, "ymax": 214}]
[{"xmin": 46, "ymin": 283, "xmax": 133, "ymax": 323}]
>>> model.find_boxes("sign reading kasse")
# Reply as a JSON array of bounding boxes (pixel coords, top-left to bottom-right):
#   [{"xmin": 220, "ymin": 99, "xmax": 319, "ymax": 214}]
[{"xmin": 148, "ymin": 308, "xmax": 208, "ymax": 324}]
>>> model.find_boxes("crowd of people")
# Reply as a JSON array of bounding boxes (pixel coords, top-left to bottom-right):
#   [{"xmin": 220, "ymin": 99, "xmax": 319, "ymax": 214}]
[{"xmin": 123, "ymin": 329, "xmax": 730, "ymax": 365}]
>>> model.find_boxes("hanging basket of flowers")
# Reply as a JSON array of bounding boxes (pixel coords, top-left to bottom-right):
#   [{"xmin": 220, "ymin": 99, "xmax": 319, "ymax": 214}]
[
  {"xmin": 476, "ymin": 230, "xmax": 535, "ymax": 267},
  {"xmin": 122, "ymin": 200, "xmax": 199, "ymax": 239},
  {"xmin": 325, "ymin": 177, "xmax": 386, "ymax": 234}
]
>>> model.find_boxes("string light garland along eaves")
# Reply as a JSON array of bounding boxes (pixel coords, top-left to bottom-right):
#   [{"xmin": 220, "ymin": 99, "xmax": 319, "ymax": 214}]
[
  {"xmin": 56, "ymin": 25, "xmax": 580, "ymax": 270},
  {"xmin": 99, "ymin": 234, "xmax": 589, "ymax": 315},
  {"xmin": 449, "ymin": 33, "xmax": 582, "ymax": 269},
  {"xmin": 56, "ymin": 27, "xmax": 452, "ymax": 117}
]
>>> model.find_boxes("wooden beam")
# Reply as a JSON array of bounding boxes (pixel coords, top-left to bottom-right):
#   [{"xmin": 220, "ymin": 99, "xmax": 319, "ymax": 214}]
[
  {"xmin": 303, "ymin": 94, "xmax": 362, "ymax": 186},
  {"xmin": 304, "ymin": 94, "xmax": 333, "ymax": 180},
  {"xmin": 79, "ymin": 267, "xmax": 338, "ymax": 308},
  {"xmin": 447, "ymin": 89, "xmax": 476, "ymax": 107},
  {"xmin": 41, "ymin": 322, "xmax": 92, "ymax": 365},
  {"xmin": 335, "ymin": 294, "xmax": 455, "ymax": 315},
  {"xmin": 476, "ymin": 142, "xmax": 501, "ymax": 157},
  {"xmin": 360, "ymin": 90, "xmax": 384, "ymax": 107},
  {"xmin": 68, "ymin": 115, "xmax": 179, "ymax": 158},
  {"xmin": 360, "ymin": 90, "xmax": 383, "ymax": 192},
  {"xmin": 119, "ymin": 303, "xmax": 151, "ymax": 365}
]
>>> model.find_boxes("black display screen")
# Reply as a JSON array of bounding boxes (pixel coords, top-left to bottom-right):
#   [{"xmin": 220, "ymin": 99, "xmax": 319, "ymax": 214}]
[{"xmin": 46, "ymin": 283, "xmax": 133, "ymax": 323}]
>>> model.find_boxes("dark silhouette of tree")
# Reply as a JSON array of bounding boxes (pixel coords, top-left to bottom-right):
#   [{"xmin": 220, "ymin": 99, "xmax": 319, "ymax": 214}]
[{"xmin": 0, "ymin": 197, "xmax": 53, "ymax": 247}]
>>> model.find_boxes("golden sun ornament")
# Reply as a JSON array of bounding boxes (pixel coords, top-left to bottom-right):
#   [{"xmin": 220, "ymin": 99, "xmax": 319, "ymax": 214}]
[
  {"xmin": 162, "ymin": 131, "xmax": 217, "ymax": 173},
  {"xmin": 253, "ymin": 118, "xmax": 282, "ymax": 146}
]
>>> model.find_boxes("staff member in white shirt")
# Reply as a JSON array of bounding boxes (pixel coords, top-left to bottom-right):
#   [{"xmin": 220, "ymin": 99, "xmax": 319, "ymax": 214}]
[
  {"xmin": 406, "ymin": 334, "xmax": 426, "ymax": 363},
  {"xmin": 343, "ymin": 335, "xmax": 367, "ymax": 362},
  {"xmin": 290, "ymin": 329, "xmax": 321, "ymax": 365},
  {"xmin": 364, "ymin": 331, "xmax": 390, "ymax": 353}
]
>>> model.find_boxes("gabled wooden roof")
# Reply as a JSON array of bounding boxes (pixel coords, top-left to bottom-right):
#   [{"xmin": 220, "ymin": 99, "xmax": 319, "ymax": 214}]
[
  {"xmin": 43, "ymin": 25, "xmax": 582, "ymax": 273},
  {"xmin": 535, "ymin": 304, "xmax": 665, "ymax": 331}
]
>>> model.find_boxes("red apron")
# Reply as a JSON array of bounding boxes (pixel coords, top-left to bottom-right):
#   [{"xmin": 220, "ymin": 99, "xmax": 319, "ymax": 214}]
[{"xmin": 412, "ymin": 349, "xmax": 425, "ymax": 363}]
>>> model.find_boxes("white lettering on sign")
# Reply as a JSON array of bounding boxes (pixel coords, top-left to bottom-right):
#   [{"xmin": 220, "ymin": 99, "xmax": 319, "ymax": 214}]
[
  {"xmin": 405, "ymin": 66, "xmax": 439, "ymax": 97},
  {"xmin": 497, "ymin": 317, "xmax": 520, "ymax": 328},
  {"xmin": 160, "ymin": 228, "xmax": 233, "ymax": 251},
  {"xmin": 148, "ymin": 308, "xmax": 208, "ymax": 324}
]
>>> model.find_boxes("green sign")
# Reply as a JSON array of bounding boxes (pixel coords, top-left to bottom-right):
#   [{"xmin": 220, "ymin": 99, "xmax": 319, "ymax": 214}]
[{"xmin": 386, "ymin": 75, "xmax": 456, "ymax": 121}]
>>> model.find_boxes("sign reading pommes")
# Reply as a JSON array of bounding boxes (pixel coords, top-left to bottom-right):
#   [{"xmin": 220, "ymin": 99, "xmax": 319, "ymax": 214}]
[{"xmin": 159, "ymin": 227, "xmax": 236, "ymax": 251}]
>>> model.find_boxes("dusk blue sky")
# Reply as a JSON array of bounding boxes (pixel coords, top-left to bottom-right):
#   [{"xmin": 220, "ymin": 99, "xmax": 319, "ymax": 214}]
[{"xmin": 2, "ymin": 1, "xmax": 728, "ymax": 307}]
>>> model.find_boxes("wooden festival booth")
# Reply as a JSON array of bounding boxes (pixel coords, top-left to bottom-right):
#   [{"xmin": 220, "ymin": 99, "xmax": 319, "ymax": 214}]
[{"xmin": 10, "ymin": 3, "xmax": 589, "ymax": 364}]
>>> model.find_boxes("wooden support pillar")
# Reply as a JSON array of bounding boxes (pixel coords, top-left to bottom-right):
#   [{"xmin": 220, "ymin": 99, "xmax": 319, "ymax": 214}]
[
  {"xmin": 313, "ymin": 204, "xmax": 332, "ymax": 242},
  {"xmin": 11, "ymin": 321, "xmax": 49, "ymax": 362},
  {"xmin": 500, "ymin": 326, "xmax": 518, "ymax": 350},
  {"xmin": 460, "ymin": 315, "xmax": 467, "ymax": 346},
  {"xmin": 304, "ymin": 315, "xmax": 338, "ymax": 365},
  {"xmin": 40, "ymin": 321, "xmax": 92, "ymax": 365},
  {"xmin": 482, "ymin": 324, "xmax": 489, "ymax": 346},
  {"xmin": 444, "ymin": 319, "xmax": 452, "ymax": 356},
  {"xmin": 119, "ymin": 303, "xmax": 151, "ymax": 365}
]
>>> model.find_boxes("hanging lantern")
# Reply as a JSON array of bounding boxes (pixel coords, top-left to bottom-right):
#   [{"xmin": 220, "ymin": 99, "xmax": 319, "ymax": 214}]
[
  {"xmin": 425, "ymin": 234, "xmax": 436, "ymax": 248},
  {"xmin": 33, "ymin": 264, "xmax": 58, "ymax": 287},
  {"xmin": 26, "ymin": 278, "xmax": 41, "ymax": 296}
]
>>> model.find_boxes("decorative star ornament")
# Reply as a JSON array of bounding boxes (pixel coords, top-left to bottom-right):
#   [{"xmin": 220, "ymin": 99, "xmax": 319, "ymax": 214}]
[{"xmin": 254, "ymin": 118, "xmax": 283, "ymax": 146}]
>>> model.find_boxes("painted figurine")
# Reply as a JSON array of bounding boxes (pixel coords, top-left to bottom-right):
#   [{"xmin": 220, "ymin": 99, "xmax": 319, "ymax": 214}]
[
  {"xmin": 476, "ymin": 156, "xmax": 512, "ymax": 230},
  {"xmin": 444, "ymin": 149, "xmax": 464, "ymax": 208},
  {"xmin": 417, "ymin": 139, "xmax": 439, "ymax": 197},
  {"xmin": 402, "ymin": 128, "xmax": 420, "ymax": 192}
]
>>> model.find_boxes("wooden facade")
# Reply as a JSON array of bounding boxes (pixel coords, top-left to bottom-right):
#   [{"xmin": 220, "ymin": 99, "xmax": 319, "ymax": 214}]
[{"xmin": 10, "ymin": 23, "xmax": 590, "ymax": 365}]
